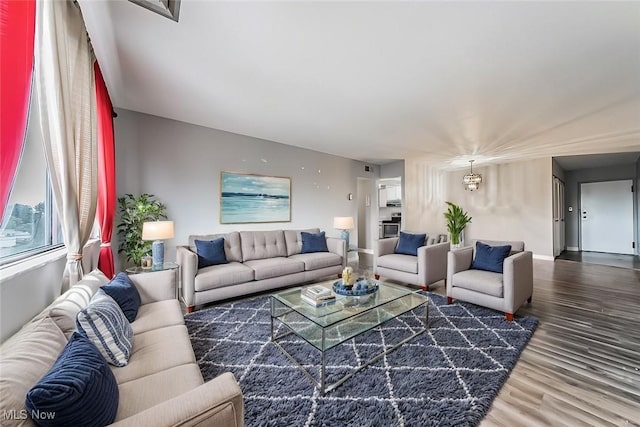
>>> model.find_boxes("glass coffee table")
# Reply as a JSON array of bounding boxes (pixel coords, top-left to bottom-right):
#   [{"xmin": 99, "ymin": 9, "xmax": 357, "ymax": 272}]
[{"xmin": 270, "ymin": 279, "xmax": 429, "ymax": 394}]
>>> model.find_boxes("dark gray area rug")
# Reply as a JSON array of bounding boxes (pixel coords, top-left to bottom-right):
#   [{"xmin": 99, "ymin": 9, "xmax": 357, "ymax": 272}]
[{"xmin": 185, "ymin": 292, "xmax": 538, "ymax": 427}]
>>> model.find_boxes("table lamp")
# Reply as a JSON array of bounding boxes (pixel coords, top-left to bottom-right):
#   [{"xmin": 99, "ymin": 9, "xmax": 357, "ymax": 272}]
[
  {"xmin": 142, "ymin": 220, "xmax": 174, "ymax": 268},
  {"xmin": 333, "ymin": 216, "xmax": 355, "ymax": 248}
]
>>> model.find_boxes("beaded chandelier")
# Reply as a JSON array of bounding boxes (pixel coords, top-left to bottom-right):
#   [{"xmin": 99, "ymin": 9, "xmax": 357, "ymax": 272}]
[{"xmin": 463, "ymin": 160, "xmax": 482, "ymax": 191}]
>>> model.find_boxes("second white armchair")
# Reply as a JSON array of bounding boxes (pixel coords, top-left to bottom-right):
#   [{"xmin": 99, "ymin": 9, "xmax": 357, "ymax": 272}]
[
  {"xmin": 375, "ymin": 232, "xmax": 450, "ymax": 290},
  {"xmin": 447, "ymin": 239, "xmax": 533, "ymax": 321}
]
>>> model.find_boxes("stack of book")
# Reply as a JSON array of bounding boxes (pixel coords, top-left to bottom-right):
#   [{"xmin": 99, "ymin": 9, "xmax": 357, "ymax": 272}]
[{"xmin": 301, "ymin": 285, "xmax": 336, "ymax": 307}]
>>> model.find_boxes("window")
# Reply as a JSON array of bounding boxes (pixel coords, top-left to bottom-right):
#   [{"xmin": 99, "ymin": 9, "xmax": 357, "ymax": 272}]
[{"xmin": 0, "ymin": 88, "xmax": 63, "ymax": 265}]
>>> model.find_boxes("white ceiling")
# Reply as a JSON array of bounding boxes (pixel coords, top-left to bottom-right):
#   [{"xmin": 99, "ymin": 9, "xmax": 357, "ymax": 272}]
[{"xmin": 79, "ymin": 1, "xmax": 640, "ymax": 168}]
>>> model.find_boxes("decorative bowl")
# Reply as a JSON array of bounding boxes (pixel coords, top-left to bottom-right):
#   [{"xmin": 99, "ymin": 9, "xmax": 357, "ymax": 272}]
[{"xmin": 332, "ymin": 278, "xmax": 379, "ymax": 296}]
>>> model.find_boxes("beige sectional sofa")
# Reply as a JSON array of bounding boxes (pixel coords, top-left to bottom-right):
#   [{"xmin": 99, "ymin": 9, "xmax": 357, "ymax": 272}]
[
  {"xmin": 0, "ymin": 269, "xmax": 243, "ymax": 427},
  {"xmin": 177, "ymin": 228, "xmax": 347, "ymax": 312}
]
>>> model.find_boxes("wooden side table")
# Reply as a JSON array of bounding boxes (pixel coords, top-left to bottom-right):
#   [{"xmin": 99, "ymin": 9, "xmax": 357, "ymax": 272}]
[{"xmin": 125, "ymin": 262, "xmax": 180, "ymax": 300}]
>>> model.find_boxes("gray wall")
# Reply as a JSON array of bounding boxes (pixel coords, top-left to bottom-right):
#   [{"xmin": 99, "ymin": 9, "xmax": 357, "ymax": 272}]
[
  {"xmin": 552, "ymin": 158, "xmax": 566, "ymax": 182},
  {"xmin": 113, "ymin": 109, "xmax": 376, "ymax": 270},
  {"xmin": 564, "ymin": 164, "xmax": 637, "ymax": 251},
  {"xmin": 380, "ymin": 161, "xmax": 405, "ymax": 180},
  {"xmin": 1, "ymin": 109, "xmax": 375, "ymax": 342},
  {"xmin": 637, "ymin": 157, "xmax": 640, "ymax": 252}
]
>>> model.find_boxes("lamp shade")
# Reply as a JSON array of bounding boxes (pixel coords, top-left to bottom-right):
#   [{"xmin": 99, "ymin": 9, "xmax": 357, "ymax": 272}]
[
  {"xmin": 333, "ymin": 216, "xmax": 355, "ymax": 230},
  {"xmin": 142, "ymin": 221, "xmax": 174, "ymax": 241}
]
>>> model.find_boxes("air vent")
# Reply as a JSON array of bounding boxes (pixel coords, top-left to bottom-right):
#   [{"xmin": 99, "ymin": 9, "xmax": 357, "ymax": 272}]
[{"xmin": 129, "ymin": 0, "xmax": 181, "ymax": 22}]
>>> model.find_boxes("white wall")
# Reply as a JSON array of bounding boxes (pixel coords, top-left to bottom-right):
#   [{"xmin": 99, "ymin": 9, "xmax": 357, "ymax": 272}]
[
  {"xmin": 113, "ymin": 109, "xmax": 376, "ymax": 269},
  {"xmin": 0, "ymin": 251, "xmax": 66, "ymax": 342},
  {"xmin": 0, "ymin": 240, "xmax": 100, "ymax": 343},
  {"xmin": 404, "ymin": 157, "xmax": 554, "ymax": 257}
]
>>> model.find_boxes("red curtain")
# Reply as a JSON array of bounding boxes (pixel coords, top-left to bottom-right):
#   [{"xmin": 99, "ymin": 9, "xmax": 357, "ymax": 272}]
[
  {"xmin": 95, "ymin": 63, "xmax": 116, "ymax": 278},
  {"xmin": 0, "ymin": 0, "xmax": 36, "ymax": 220}
]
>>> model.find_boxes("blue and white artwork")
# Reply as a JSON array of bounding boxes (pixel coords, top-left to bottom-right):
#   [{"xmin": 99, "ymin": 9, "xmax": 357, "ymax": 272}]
[{"xmin": 220, "ymin": 172, "xmax": 291, "ymax": 223}]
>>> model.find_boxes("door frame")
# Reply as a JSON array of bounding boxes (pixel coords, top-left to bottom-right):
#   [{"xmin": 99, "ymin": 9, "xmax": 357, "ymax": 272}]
[
  {"xmin": 356, "ymin": 177, "xmax": 376, "ymax": 255},
  {"xmin": 552, "ymin": 175, "xmax": 566, "ymax": 257},
  {"xmin": 578, "ymin": 178, "xmax": 636, "ymax": 254}
]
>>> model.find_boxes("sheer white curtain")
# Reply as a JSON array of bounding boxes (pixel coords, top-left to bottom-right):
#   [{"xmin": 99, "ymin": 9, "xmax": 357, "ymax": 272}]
[{"xmin": 35, "ymin": 0, "xmax": 97, "ymax": 291}]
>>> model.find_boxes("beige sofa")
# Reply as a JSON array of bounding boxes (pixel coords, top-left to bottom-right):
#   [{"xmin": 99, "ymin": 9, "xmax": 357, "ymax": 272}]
[
  {"xmin": 374, "ymin": 232, "xmax": 450, "ymax": 290},
  {"xmin": 0, "ymin": 269, "xmax": 243, "ymax": 427},
  {"xmin": 177, "ymin": 228, "xmax": 346, "ymax": 312}
]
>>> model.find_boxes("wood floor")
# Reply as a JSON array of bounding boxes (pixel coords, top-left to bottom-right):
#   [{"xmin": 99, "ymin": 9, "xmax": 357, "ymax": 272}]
[
  {"xmin": 556, "ymin": 250, "xmax": 640, "ymax": 271},
  {"xmin": 194, "ymin": 256, "xmax": 640, "ymax": 425},
  {"xmin": 425, "ymin": 259, "xmax": 640, "ymax": 426}
]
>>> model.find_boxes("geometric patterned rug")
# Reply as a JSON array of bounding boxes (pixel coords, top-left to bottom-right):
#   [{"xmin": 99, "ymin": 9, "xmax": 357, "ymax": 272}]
[{"xmin": 185, "ymin": 292, "xmax": 538, "ymax": 427}]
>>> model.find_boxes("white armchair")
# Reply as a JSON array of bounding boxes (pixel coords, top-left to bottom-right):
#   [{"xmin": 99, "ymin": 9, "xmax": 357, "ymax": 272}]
[
  {"xmin": 374, "ymin": 233, "xmax": 450, "ymax": 290},
  {"xmin": 446, "ymin": 240, "xmax": 533, "ymax": 321}
]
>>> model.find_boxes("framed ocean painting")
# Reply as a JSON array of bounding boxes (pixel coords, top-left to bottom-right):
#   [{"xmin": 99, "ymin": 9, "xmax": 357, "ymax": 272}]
[{"xmin": 220, "ymin": 172, "xmax": 291, "ymax": 224}]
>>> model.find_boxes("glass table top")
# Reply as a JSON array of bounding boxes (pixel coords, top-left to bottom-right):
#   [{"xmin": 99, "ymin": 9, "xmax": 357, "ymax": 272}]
[
  {"xmin": 272, "ymin": 279, "xmax": 428, "ymax": 330},
  {"xmin": 125, "ymin": 261, "xmax": 179, "ymax": 274}
]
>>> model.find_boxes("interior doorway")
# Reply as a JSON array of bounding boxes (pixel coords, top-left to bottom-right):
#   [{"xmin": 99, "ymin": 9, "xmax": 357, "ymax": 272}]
[
  {"xmin": 356, "ymin": 177, "xmax": 375, "ymax": 268},
  {"xmin": 553, "ymin": 176, "xmax": 566, "ymax": 257},
  {"xmin": 580, "ymin": 180, "xmax": 634, "ymax": 255}
]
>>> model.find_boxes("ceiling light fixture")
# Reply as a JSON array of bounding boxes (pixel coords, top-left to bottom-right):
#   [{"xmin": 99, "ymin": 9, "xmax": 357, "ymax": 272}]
[
  {"xmin": 463, "ymin": 160, "xmax": 482, "ymax": 191},
  {"xmin": 129, "ymin": 0, "xmax": 181, "ymax": 22}
]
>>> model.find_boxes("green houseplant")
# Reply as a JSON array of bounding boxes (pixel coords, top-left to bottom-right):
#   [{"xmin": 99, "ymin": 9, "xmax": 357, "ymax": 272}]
[
  {"xmin": 117, "ymin": 193, "xmax": 167, "ymax": 267},
  {"xmin": 444, "ymin": 201, "xmax": 472, "ymax": 246}
]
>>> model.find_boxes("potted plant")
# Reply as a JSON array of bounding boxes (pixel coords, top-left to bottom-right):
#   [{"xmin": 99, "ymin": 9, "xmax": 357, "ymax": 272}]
[
  {"xmin": 117, "ymin": 193, "xmax": 167, "ymax": 267},
  {"xmin": 444, "ymin": 201, "xmax": 472, "ymax": 247}
]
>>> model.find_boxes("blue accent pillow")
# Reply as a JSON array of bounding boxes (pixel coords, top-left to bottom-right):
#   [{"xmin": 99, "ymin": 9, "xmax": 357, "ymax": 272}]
[
  {"xmin": 195, "ymin": 238, "xmax": 228, "ymax": 269},
  {"xmin": 25, "ymin": 332, "xmax": 119, "ymax": 426},
  {"xmin": 76, "ymin": 290, "xmax": 134, "ymax": 367},
  {"xmin": 101, "ymin": 272, "xmax": 141, "ymax": 322},
  {"xmin": 472, "ymin": 241, "xmax": 512, "ymax": 273},
  {"xmin": 395, "ymin": 232, "xmax": 426, "ymax": 256},
  {"xmin": 301, "ymin": 231, "xmax": 329, "ymax": 253}
]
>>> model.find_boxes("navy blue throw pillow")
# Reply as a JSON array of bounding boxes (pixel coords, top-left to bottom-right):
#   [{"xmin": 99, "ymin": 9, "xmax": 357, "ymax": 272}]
[
  {"xmin": 395, "ymin": 232, "xmax": 426, "ymax": 256},
  {"xmin": 472, "ymin": 241, "xmax": 512, "ymax": 273},
  {"xmin": 301, "ymin": 231, "xmax": 329, "ymax": 253},
  {"xmin": 195, "ymin": 238, "xmax": 228, "ymax": 269},
  {"xmin": 101, "ymin": 272, "xmax": 141, "ymax": 323},
  {"xmin": 25, "ymin": 332, "xmax": 119, "ymax": 426}
]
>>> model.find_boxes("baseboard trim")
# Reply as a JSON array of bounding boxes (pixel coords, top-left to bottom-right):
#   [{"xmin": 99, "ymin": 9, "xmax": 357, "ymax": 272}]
[
  {"xmin": 567, "ymin": 246, "xmax": 579, "ymax": 252},
  {"xmin": 533, "ymin": 254, "xmax": 555, "ymax": 261}
]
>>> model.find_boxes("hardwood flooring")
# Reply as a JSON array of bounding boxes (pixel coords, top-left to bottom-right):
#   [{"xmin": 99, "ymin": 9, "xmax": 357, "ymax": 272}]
[
  {"xmin": 193, "ymin": 255, "xmax": 639, "ymax": 425},
  {"xmin": 556, "ymin": 250, "xmax": 640, "ymax": 271},
  {"xmin": 426, "ymin": 259, "xmax": 640, "ymax": 426}
]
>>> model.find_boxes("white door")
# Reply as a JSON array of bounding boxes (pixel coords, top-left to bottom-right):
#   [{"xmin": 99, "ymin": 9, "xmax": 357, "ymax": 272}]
[{"xmin": 580, "ymin": 180, "xmax": 634, "ymax": 254}]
